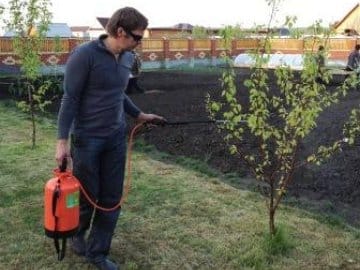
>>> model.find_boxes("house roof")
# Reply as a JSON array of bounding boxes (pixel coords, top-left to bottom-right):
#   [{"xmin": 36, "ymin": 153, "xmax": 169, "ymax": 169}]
[
  {"xmin": 89, "ymin": 27, "xmax": 104, "ymax": 31},
  {"xmin": 334, "ymin": 3, "xmax": 360, "ymax": 30},
  {"xmin": 97, "ymin": 17, "xmax": 109, "ymax": 29},
  {"xmin": 42, "ymin": 23, "xmax": 72, "ymax": 37},
  {"xmin": 71, "ymin": 26, "xmax": 90, "ymax": 32},
  {"xmin": 96, "ymin": 17, "xmax": 195, "ymax": 32},
  {"xmin": 4, "ymin": 23, "xmax": 72, "ymax": 37},
  {"xmin": 173, "ymin": 23, "xmax": 193, "ymax": 30}
]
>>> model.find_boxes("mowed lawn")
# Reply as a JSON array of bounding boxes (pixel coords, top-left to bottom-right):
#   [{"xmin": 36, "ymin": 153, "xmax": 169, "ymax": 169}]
[{"xmin": 0, "ymin": 100, "xmax": 359, "ymax": 270}]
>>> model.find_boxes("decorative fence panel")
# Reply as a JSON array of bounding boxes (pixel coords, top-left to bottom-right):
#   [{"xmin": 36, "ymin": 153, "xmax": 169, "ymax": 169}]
[
  {"xmin": 0, "ymin": 38, "xmax": 13, "ymax": 53},
  {"xmin": 0, "ymin": 37, "xmax": 358, "ymax": 72},
  {"xmin": 193, "ymin": 39, "xmax": 211, "ymax": 50},
  {"xmin": 141, "ymin": 38, "xmax": 163, "ymax": 52},
  {"xmin": 169, "ymin": 39, "xmax": 188, "ymax": 51},
  {"xmin": 270, "ymin": 39, "xmax": 304, "ymax": 53}
]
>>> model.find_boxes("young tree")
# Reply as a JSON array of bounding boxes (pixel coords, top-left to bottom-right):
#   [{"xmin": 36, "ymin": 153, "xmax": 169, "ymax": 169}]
[
  {"xmin": 4, "ymin": 0, "xmax": 52, "ymax": 148},
  {"xmin": 207, "ymin": 0, "xmax": 358, "ymax": 236}
]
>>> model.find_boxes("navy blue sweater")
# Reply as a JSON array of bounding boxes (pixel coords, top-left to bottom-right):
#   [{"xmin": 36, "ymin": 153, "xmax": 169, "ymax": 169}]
[{"xmin": 57, "ymin": 35, "xmax": 141, "ymax": 139}]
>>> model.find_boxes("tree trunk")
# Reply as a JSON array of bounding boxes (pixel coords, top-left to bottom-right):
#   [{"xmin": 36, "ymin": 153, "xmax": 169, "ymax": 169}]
[
  {"xmin": 269, "ymin": 181, "xmax": 276, "ymax": 236},
  {"xmin": 31, "ymin": 108, "xmax": 36, "ymax": 148},
  {"xmin": 28, "ymin": 84, "xmax": 36, "ymax": 148},
  {"xmin": 269, "ymin": 208, "xmax": 276, "ymax": 236}
]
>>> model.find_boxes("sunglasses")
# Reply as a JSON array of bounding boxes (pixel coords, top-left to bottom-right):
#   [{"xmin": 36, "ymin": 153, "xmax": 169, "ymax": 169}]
[{"xmin": 123, "ymin": 28, "xmax": 143, "ymax": 42}]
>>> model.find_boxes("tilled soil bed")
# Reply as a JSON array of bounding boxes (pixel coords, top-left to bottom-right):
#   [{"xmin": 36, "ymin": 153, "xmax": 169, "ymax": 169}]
[
  {"xmin": 1, "ymin": 69, "xmax": 359, "ymax": 226},
  {"xmin": 130, "ymin": 70, "xmax": 360, "ymax": 227}
]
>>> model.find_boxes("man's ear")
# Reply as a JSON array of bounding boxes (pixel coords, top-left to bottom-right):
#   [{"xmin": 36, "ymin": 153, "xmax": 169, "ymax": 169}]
[{"xmin": 117, "ymin": 27, "xmax": 124, "ymax": 37}]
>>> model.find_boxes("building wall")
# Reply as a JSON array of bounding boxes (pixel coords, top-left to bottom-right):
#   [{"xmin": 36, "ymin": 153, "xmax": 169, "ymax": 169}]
[{"xmin": 147, "ymin": 29, "xmax": 192, "ymax": 38}]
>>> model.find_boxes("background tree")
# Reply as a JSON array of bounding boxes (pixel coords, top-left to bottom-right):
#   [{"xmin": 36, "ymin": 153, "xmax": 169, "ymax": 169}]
[
  {"xmin": 191, "ymin": 25, "xmax": 209, "ymax": 39},
  {"xmin": 285, "ymin": 16, "xmax": 304, "ymax": 39},
  {"xmin": 4, "ymin": 0, "xmax": 52, "ymax": 148},
  {"xmin": 207, "ymin": 0, "xmax": 358, "ymax": 236}
]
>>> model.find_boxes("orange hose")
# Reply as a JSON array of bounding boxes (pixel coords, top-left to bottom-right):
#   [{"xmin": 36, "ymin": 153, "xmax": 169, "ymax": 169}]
[{"xmin": 75, "ymin": 122, "xmax": 144, "ymax": 212}]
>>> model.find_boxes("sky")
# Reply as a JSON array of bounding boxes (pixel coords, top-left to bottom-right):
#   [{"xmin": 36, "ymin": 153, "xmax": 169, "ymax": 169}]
[{"xmin": 2, "ymin": 0, "xmax": 360, "ymax": 28}]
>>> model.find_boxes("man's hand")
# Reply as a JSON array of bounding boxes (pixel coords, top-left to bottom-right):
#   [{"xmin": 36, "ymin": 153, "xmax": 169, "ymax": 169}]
[
  {"xmin": 136, "ymin": 112, "xmax": 166, "ymax": 124},
  {"xmin": 55, "ymin": 139, "xmax": 70, "ymax": 167}
]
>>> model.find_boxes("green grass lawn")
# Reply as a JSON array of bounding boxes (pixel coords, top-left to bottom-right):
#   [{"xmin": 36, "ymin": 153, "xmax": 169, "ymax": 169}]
[{"xmin": 0, "ymin": 100, "xmax": 359, "ymax": 270}]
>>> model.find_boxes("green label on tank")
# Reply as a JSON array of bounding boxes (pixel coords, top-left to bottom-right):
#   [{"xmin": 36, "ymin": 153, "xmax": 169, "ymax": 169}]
[{"xmin": 66, "ymin": 191, "xmax": 79, "ymax": 208}]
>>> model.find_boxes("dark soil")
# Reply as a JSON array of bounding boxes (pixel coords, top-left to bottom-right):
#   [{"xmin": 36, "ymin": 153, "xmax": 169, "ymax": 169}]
[
  {"xmin": 1, "ymin": 69, "xmax": 359, "ymax": 227},
  {"xmin": 130, "ymin": 70, "xmax": 360, "ymax": 227}
]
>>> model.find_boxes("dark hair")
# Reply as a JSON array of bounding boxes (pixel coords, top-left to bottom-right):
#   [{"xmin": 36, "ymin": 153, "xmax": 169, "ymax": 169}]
[
  {"xmin": 356, "ymin": 44, "xmax": 360, "ymax": 50},
  {"xmin": 106, "ymin": 7, "xmax": 148, "ymax": 37},
  {"xmin": 318, "ymin": 45, "xmax": 324, "ymax": 51}
]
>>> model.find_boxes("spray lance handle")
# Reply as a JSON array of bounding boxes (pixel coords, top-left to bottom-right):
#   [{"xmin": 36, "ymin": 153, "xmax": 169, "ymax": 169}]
[
  {"xmin": 149, "ymin": 118, "xmax": 168, "ymax": 126},
  {"xmin": 59, "ymin": 158, "xmax": 67, "ymax": 172}
]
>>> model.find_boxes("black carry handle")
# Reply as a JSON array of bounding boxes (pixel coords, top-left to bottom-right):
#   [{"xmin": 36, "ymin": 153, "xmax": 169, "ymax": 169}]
[
  {"xmin": 59, "ymin": 158, "xmax": 67, "ymax": 172},
  {"xmin": 54, "ymin": 238, "xmax": 67, "ymax": 261},
  {"xmin": 52, "ymin": 181, "xmax": 66, "ymax": 261}
]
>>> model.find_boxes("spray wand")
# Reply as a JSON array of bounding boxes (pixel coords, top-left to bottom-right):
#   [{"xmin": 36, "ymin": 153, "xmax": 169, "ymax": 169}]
[{"xmin": 147, "ymin": 118, "xmax": 246, "ymax": 126}]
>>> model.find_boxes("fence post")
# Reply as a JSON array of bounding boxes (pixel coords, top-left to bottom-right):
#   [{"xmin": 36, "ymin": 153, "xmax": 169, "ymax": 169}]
[
  {"xmin": 302, "ymin": 38, "xmax": 305, "ymax": 54},
  {"xmin": 188, "ymin": 37, "xmax": 194, "ymax": 68},
  {"xmin": 68, "ymin": 38, "xmax": 78, "ymax": 52},
  {"xmin": 231, "ymin": 38, "xmax": 237, "ymax": 57},
  {"xmin": 60, "ymin": 38, "xmax": 78, "ymax": 65},
  {"xmin": 211, "ymin": 38, "xmax": 217, "ymax": 66},
  {"xmin": 137, "ymin": 42, "xmax": 143, "ymax": 55},
  {"xmin": 163, "ymin": 37, "xmax": 170, "ymax": 69}
]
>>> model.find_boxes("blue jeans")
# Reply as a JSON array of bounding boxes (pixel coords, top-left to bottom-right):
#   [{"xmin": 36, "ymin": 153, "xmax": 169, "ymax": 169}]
[{"xmin": 71, "ymin": 129, "xmax": 126, "ymax": 263}]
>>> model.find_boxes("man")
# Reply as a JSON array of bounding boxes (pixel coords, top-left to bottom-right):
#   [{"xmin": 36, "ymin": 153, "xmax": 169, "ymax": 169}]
[
  {"xmin": 316, "ymin": 45, "xmax": 325, "ymax": 70},
  {"xmin": 55, "ymin": 7, "xmax": 164, "ymax": 270},
  {"xmin": 346, "ymin": 44, "xmax": 360, "ymax": 72},
  {"xmin": 315, "ymin": 45, "xmax": 326, "ymax": 84}
]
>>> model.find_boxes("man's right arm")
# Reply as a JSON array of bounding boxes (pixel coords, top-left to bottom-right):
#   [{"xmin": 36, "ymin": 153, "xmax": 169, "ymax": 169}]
[
  {"xmin": 55, "ymin": 139, "xmax": 69, "ymax": 165},
  {"xmin": 56, "ymin": 47, "xmax": 90, "ymax": 164}
]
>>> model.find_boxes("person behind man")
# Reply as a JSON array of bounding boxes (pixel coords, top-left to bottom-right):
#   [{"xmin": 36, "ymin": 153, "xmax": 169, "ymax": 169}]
[
  {"xmin": 55, "ymin": 7, "xmax": 164, "ymax": 270},
  {"xmin": 316, "ymin": 45, "xmax": 325, "ymax": 70},
  {"xmin": 125, "ymin": 50, "xmax": 146, "ymax": 94},
  {"xmin": 315, "ymin": 45, "xmax": 326, "ymax": 83},
  {"xmin": 345, "ymin": 44, "xmax": 360, "ymax": 72}
]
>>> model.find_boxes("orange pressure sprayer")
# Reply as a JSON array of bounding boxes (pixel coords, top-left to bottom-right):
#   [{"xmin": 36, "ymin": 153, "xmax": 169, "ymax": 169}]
[
  {"xmin": 44, "ymin": 159, "xmax": 80, "ymax": 261},
  {"xmin": 43, "ymin": 123, "xmax": 144, "ymax": 261}
]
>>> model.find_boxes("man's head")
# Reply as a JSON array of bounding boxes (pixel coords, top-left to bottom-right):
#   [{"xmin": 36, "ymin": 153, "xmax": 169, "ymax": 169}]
[
  {"xmin": 106, "ymin": 7, "xmax": 148, "ymax": 50},
  {"xmin": 356, "ymin": 44, "xmax": 360, "ymax": 51}
]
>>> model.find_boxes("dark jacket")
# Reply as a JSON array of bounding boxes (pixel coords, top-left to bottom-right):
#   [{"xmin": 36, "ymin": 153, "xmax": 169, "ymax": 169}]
[{"xmin": 57, "ymin": 35, "xmax": 141, "ymax": 139}]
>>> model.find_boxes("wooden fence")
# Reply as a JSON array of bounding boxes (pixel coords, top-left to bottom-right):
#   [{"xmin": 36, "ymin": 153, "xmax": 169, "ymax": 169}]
[{"xmin": 0, "ymin": 37, "xmax": 358, "ymax": 68}]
